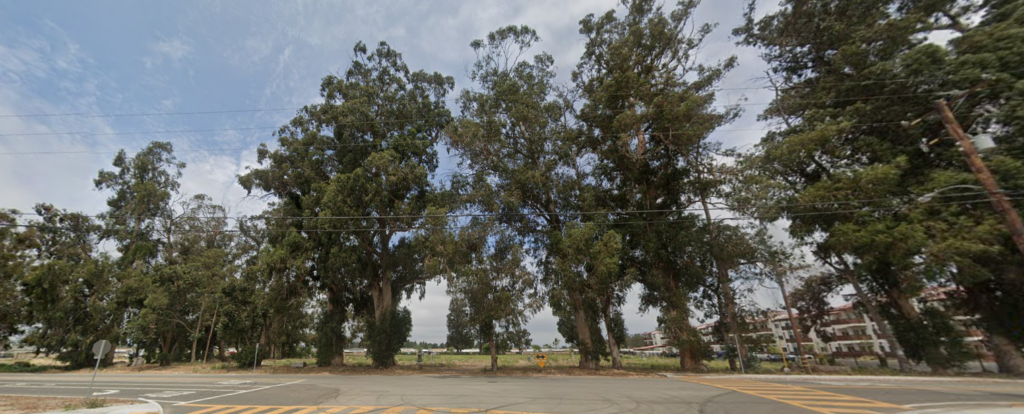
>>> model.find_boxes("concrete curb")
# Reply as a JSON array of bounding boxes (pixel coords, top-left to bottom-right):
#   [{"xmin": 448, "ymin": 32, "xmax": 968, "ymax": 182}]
[
  {"xmin": 673, "ymin": 373, "xmax": 1024, "ymax": 383},
  {"xmin": 36, "ymin": 400, "xmax": 161, "ymax": 414}
]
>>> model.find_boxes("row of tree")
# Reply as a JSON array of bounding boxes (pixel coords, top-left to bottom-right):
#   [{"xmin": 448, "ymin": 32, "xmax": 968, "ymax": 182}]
[{"xmin": 2, "ymin": 0, "xmax": 1023, "ymax": 375}]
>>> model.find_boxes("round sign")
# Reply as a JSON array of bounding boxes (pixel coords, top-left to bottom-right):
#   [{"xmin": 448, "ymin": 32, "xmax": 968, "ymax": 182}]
[{"xmin": 91, "ymin": 340, "xmax": 112, "ymax": 360}]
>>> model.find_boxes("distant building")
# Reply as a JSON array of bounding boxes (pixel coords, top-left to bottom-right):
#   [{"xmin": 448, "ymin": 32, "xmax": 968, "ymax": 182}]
[{"xmin": 694, "ymin": 286, "xmax": 994, "ymax": 361}]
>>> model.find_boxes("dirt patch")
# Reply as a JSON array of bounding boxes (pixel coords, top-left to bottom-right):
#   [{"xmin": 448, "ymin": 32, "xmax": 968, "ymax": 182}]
[{"xmin": 0, "ymin": 396, "xmax": 139, "ymax": 414}]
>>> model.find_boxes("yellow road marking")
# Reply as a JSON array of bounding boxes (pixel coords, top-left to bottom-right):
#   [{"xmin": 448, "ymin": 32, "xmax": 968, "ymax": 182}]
[
  {"xmin": 184, "ymin": 407, "xmax": 236, "ymax": 414},
  {"xmin": 180, "ymin": 405, "xmax": 550, "ymax": 414},
  {"xmin": 681, "ymin": 378, "xmax": 909, "ymax": 414},
  {"xmin": 261, "ymin": 408, "xmax": 296, "ymax": 414},
  {"xmin": 238, "ymin": 407, "xmax": 272, "ymax": 414}
]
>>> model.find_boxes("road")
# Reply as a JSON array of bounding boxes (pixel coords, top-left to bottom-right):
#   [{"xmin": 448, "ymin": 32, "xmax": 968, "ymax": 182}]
[{"xmin": 1, "ymin": 373, "xmax": 1023, "ymax": 414}]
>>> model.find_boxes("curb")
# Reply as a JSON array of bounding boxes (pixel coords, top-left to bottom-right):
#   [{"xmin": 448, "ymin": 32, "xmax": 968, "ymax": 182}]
[
  {"xmin": 37, "ymin": 400, "xmax": 162, "ymax": 414},
  {"xmin": 676, "ymin": 373, "xmax": 1024, "ymax": 383}
]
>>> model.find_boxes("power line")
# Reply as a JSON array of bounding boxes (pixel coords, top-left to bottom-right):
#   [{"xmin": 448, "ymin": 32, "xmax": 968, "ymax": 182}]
[
  {"xmin": 4, "ymin": 71, "xmax": 1020, "ymax": 120},
  {"xmin": 1, "ymin": 197, "xmax": 1015, "ymax": 234},
  {"xmin": 6, "ymin": 191, "xmax": 1009, "ymax": 223},
  {"xmin": 0, "ymin": 86, "xmax": 977, "ymax": 139},
  {"xmin": 0, "ymin": 120, "xmax": 907, "ymax": 156}
]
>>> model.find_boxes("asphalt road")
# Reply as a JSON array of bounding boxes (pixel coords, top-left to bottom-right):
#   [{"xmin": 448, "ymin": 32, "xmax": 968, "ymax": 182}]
[{"xmin": 1, "ymin": 373, "xmax": 1023, "ymax": 414}]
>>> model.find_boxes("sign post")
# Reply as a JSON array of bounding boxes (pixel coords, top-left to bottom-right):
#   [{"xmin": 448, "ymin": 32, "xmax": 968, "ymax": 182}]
[
  {"xmin": 253, "ymin": 343, "xmax": 260, "ymax": 374},
  {"xmin": 85, "ymin": 340, "xmax": 112, "ymax": 402},
  {"xmin": 534, "ymin": 353, "xmax": 547, "ymax": 368}
]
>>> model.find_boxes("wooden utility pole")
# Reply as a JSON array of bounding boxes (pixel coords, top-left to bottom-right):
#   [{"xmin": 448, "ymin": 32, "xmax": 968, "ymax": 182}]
[
  {"xmin": 776, "ymin": 271, "xmax": 812, "ymax": 374},
  {"xmin": 935, "ymin": 99, "xmax": 1024, "ymax": 258}
]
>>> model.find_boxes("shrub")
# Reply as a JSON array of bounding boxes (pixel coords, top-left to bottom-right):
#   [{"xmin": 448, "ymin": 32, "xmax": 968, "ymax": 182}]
[{"xmin": 231, "ymin": 345, "xmax": 266, "ymax": 368}]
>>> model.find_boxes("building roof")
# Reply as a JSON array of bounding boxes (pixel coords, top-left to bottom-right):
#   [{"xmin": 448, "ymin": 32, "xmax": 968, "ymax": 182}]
[{"xmin": 633, "ymin": 344, "xmax": 671, "ymax": 351}]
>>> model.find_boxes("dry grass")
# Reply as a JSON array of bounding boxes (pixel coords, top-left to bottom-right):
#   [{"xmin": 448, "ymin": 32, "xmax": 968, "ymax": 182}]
[
  {"xmin": 80, "ymin": 354, "xmax": 789, "ymax": 377},
  {"xmin": 0, "ymin": 395, "xmax": 139, "ymax": 414}
]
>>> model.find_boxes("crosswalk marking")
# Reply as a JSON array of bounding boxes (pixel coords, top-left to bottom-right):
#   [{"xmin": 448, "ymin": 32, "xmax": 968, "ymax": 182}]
[
  {"xmin": 179, "ymin": 405, "xmax": 549, "ymax": 414},
  {"xmin": 680, "ymin": 378, "xmax": 908, "ymax": 414}
]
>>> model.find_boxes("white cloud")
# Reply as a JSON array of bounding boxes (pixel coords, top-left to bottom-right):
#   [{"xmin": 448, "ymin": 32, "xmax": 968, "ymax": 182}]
[{"xmin": 143, "ymin": 36, "xmax": 194, "ymax": 69}]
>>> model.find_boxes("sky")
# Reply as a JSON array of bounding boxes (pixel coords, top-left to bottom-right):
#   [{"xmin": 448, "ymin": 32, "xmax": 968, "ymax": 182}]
[{"xmin": 0, "ymin": 0, "xmax": 788, "ymax": 346}]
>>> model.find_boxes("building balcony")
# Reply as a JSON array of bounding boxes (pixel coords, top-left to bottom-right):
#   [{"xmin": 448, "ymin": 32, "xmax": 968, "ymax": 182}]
[
  {"xmin": 830, "ymin": 351, "xmax": 897, "ymax": 358},
  {"xmin": 825, "ymin": 318, "xmax": 867, "ymax": 326},
  {"xmin": 832, "ymin": 335, "xmax": 874, "ymax": 342}
]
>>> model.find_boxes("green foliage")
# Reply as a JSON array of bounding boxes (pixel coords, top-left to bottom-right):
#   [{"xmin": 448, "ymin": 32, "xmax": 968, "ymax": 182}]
[
  {"xmin": 574, "ymin": 0, "xmax": 738, "ymax": 369},
  {"xmin": 445, "ymin": 294, "xmax": 474, "ymax": 353},
  {"xmin": 231, "ymin": 345, "xmax": 266, "ymax": 368},
  {"xmin": 239, "ymin": 40, "xmax": 452, "ymax": 369},
  {"xmin": 365, "ymin": 307, "xmax": 413, "ymax": 368},
  {"xmin": 0, "ymin": 362, "xmax": 49, "ymax": 373},
  {"xmin": 733, "ymin": 0, "xmax": 1024, "ymax": 373},
  {"xmin": 888, "ymin": 307, "xmax": 972, "ymax": 370},
  {"xmin": 314, "ymin": 299, "xmax": 347, "ymax": 367},
  {"xmin": 18, "ymin": 205, "xmax": 123, "ymax": 369},
  {"xmin": 0, "ymin": 210, "xmax": 29, "ymax": 350}
]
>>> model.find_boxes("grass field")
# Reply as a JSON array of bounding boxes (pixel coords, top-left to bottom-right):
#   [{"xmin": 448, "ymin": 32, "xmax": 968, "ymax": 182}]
[{"xmin": 263, "ymin": 353, "xmax": 789, "ymax": 373}]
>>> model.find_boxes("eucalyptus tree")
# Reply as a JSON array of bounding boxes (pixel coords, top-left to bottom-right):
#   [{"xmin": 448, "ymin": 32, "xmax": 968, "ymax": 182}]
[
  {"xmin": 94, "ymin": 141, "xmax": 189, "ymax": 364},
  {"xmin": 0, "ymin": 210, "xmax": 28, "ymax": 350},
  {"xmin": 446, "ymin": 221, "xmax": 542, "ymax": 371},
  {"xmin": 239, "ymin": 41, "xmax": 453, "ymax": 368},
  {"xmin": 446, "ymin": 26, "xmax": 609, "ymax": 368},
  {"xmin": 446, "ymin": 292, "xmax": 474, "ymax": 354},
  {"xmin": 550, "ymin": 222, "xmax": 627, "ymax": 369},
  {"xmin": 17, "ymin": 205, "xmax": 122, "ymax": 368},
  {"xmin": 573, "ymin": 0, "xmax": 739, "ymax": 370},
  {"xmin": 733, "ymin": 0, "xmax": 1019, "ymax": 372}
]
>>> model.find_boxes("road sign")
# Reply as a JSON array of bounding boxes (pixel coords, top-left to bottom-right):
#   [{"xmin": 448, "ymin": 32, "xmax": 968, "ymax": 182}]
[
  {"xmin": 534, "ymin": 353, "xmax": 547, "ymax": 368},
  {"xmin": 85, "ymin": 339, "xmax": 112, "ymax": 403},
  {"xmin": 91, "ymin": 340, "xmax": 112, "ymax": 360}
]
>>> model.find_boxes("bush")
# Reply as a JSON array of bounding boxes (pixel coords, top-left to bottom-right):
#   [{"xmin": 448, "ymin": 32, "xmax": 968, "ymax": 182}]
[
  {"xmin": 231, "ymin": 345, "xmax": 266, "ymax": 368},
  {"xmin": 365, "ymin": 307, "xmax": 413, "ymax": 368},
  {"xmin": 0, "ymin": 361, "xmax": 48, "ymax": 373}
]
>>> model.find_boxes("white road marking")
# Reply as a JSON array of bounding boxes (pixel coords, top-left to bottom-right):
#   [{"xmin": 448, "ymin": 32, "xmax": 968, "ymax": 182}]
[
  {"xmin": 91, "ymin": 390, "xmax": 120, "ymax": 395},
  {"xmin": 216, "ymin": 380, "xmax": 255, "ymax": 385},
  {"xmin": 176, "ymin": 379, "xmax": 306, "ymax": 405},
  {"xmin": 0, "ymin": 385, "xmax": 237, "ymax": 392},
  {"xmin": 141, "ymin": 391, "xmax": 196, "ymax": 398},
  {"xmin": 906, "ymin": 401, "xmax": 1024, "ymax": 407}
]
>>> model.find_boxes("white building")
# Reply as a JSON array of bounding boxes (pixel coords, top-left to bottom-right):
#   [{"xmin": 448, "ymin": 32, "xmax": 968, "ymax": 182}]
[{"xmin": 693, "ymin": 286, "xmax": 994, "ymax": 361}]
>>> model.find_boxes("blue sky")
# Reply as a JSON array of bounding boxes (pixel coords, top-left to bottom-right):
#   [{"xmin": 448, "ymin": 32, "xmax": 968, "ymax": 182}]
[{"xmin": 0, "ymin": 0, "xmax": 785, "ymax": 345}]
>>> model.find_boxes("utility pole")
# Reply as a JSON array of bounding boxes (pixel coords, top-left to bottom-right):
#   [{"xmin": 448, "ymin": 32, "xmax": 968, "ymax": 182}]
[
  {"xmin": 935, "ymin": 99, "xmax": 1024, "ymax": 258},
  {"xmin": 776, "ymin": 270, "xmax": 811, "ymax": 374}
]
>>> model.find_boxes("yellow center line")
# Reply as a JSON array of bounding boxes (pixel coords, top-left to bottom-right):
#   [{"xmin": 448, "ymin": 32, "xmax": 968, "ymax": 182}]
[
  {"xmin": 346, "ymin": 407, "xmax": 387, "ymax": 414},
  {"xmin": 236, "ymin": 407, "xmax": 273, "ymax": 414},
  {"xmin": 179, "ymin": 405, "xmax": 552, "ymax": 414},
  {"xmin": 181, "ymin": 407, "xmax": 229, "ymax": 414},
  {"xmin": 259, "ymin": 408, "xmax": 298, "ymax": 414},
  {"xmin": 681, "ymin": 378, "xmax": 909, "ymax": 414}
]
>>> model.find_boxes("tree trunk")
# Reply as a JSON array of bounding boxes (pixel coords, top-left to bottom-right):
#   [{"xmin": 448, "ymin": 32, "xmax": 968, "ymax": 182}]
[
  {"xmin": 701, "ymin": 197, "xmax": 745, "ymax": 371},
  {"xmin": 371, "ymin": 275, "xmax": 396, "ymax": 366},
  {"xmin": 202, "ymin": 303, "xmax": 218, "ymax": 364},
  {"xmin": 602, "ymin": 298, "xmax": 622, "ymax": 370},
  {"xmin": 837, "ymin": 259, "xmax": 910, "ymax": 371},
  {"xmin": 990, "ymin": 333, "xmax": 1024, "ymax": 375},
  {"xmin": 217, "ymin": 340, "xmax": 226, "ymax": 361},
  {"xmin": 571, "ymin": 292, "xmax": 596, "ymax": 370},
  {"xmin": 777, "ymin": 273, "xmax": 811, "ymax": 374},
  {"xmin": 190, "ymin": 295, "xmax": 208, "ymax": 364},
  {"xmin": 489, "ymin": 328, "xmax": 498, "ymax": 372},
  {"xmin": 888, "ymin": 287, "xmax": 949, "ymax": 374},
  {"xmin": 668, "ymin": 311, "xmax": 701, "ymax": 371}
]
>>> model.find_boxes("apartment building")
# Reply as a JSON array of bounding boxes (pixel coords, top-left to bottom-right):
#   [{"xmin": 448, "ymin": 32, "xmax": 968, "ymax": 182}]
[
  {"xmin": 693, "ymin": 286, "xmax": 993, "ymax": 360},
  {"xmin": 697, "ymin": 311, "xmax": 826, "ymax": 355}
]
